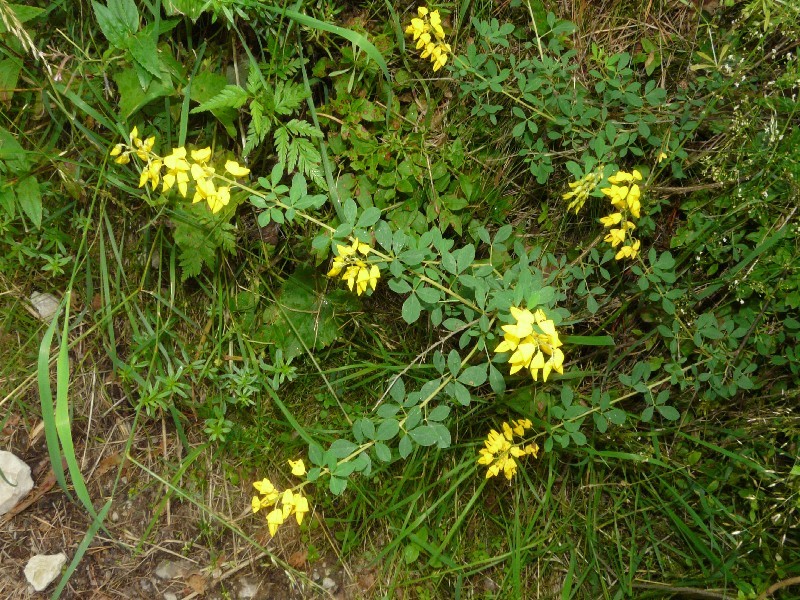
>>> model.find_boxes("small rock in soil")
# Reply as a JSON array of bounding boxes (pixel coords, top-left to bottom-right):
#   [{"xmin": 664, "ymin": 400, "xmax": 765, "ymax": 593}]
[
  {"xmin": 237, "ymin": 576, "xmax": 259, "ymax": 599},
  {"xmin": 29, "ymin": 291, "xmax": 60, "ymax": 322},
  {"xmin": 322, "ymin": 577, "xmax": 338, "ymax": 592},
  {"xmin": 163, "ymin": 593, "xmax": 178, "ymax": 600},
  {"xmin": 154, "ymin": 559, "xmax": 193, "ymax": 580},
  {"xmin": 0, "ymin": 450, "xmax": 34, "ymax": 516},
  {"xmin": 24, "ymin": 553, "xmax": 67, "ymax": 592}
]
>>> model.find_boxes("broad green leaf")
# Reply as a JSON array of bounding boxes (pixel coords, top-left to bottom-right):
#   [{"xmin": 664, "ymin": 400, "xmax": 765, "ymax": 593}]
[
  {"xmin": 375, "ymin": 419, "xmax": 400, "ymax": 441},
  {"xmin": 401, "ymin": 294, "xmax": 421, "ymax": 324},
  {"xmin": 92, "ymin": 0, "xmax": 138, "ymax": 48},
  {"xmin": 458, "ymin": 365, "xmax": 487, "ymax": 387},
  {"xmin": 374, "ymin": 442, "xmax": 391, "ymax": 462},
  {"xmin": 17, "ymin": 175, "xmax": 41, "ymax": 228},
  {"xmin": 408, "ymin": 425, "xmax": 439, "ymax": 447}
]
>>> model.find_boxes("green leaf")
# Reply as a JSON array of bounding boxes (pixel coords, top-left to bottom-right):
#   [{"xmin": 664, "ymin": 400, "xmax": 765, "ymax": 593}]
[
  {"xmin": 374, "ymin": 442, "xmax": 391, "ymax": 462},
  {"xmin": 308, "ymin": 443, "xmax": 324, "ymax": 465},
  {"xmin": 458, "ymin": 365, "xmax": 487, "ymax": 387},
  {"xmin": 127, "ymin": 31, "xmax": 161, "ymax": 79},
  {"xmin": 605, "ymin": 408, "xmax": 626, "ymax": 425},
  {"xmin": 489, "ymin": 364, "xmax": 506, "ymax": 394},
  {"xmin": 416, "ymin": 286, "xmax": 440, "ymax": 304},
  {"xmin": 343, "ymin": 198, "xmax": 358, "ymax": 225},
  {"xmin": 398, "ymin": 434, "xmax": 413, "ymax": 458},
  {"xmin": 17, "ymin": 175, "xmax": 41, "ymax": 228},
  {"xmin": 190, "ymin": 85, "xmax": 249, "ymax": 113},
  {"xmin": 0, "ymin": 57, "xmax": 22, "ymax": 102},
  {"xmin": 452, "ymin": 382, "xmax": 471, "ymax": 406},
  {"xmin": 92, "ymin": 0, "xmax": 138, "ymax": 48},
  {"xmin": 401, "ymin": 294, "xmax": 422, "ymax": 324},
  {"xmin": 329, "ymin": 439, "xmax": 357, "ymax": 459},
  {"xmin": 428, "ymin": 405, "xmax": 450, "ymax": 421},
  {"xmin": 329, "ymin": 476, "xmax": 347, "ymax": 495},
  {"xmin": 408, "ymin": 425, "xmax": 439, "ymax": 447},
  {"xmin": 657, "ymin": 405, "xmax": 680, "ymax": 421},
  {"xmin": 376, "ymin": 419, "xmax": 400, "ymax": 441},
  {"xmin": 447, "ymin": 350, "xmax": 461, "ymax": 377},
  {"xmin": 356, "ymin": 206, "xmax": 381, "ymax": 229}
]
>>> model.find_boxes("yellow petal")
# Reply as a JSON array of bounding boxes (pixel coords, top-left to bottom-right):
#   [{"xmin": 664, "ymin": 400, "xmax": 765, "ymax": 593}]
[{"xmin": 225, "ymin": 159, "xmax": 250, "ymax": 177}]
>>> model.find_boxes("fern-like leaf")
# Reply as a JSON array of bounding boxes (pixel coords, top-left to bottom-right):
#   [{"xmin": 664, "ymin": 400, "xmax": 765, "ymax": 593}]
[{"xmin": 191, "ymin": 85, "xmax": 249, "ymax": 114}]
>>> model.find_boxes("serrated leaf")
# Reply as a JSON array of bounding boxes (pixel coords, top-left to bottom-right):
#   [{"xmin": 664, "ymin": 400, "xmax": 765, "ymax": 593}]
[
  {"xmin": 92, "ymin": 0, "xmax": 138, "ymax": 48},
  {"xmin": 191, "ymin": 85, "xmax": 249, "ymax": 114}
]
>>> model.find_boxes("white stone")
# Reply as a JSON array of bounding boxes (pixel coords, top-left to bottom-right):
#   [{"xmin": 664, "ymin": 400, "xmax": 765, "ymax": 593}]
[
  {"xmin": 0, "ymin": 450, "xmax": 34, "ymax": 516},
  {"xmin": 163, "ymin": 594, "xmax": 178, "ymax": 600},
  {"xmin": 321, "ymin": 577, "xmax": 337, "ymax": 591},
  {"xmin": 24, "ymin": 553, "xmax": 67, "ymax": 592},
  {"xmin": 29, "ymin": 291, "xmax": 60, "ymax": 322},
  {"xmin": 154, "ymin": 559, "xmax": 191, "ymax": 580}
]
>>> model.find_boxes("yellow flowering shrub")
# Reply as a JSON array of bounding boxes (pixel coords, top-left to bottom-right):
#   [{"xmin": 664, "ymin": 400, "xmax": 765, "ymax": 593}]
[
  {"xmin": 110, "ymin": 127, "xmax": 250, "ymax": 214},
  {"xmin": 251, "ymin": 459, "xmax": 310, "ymax": 537},
  {"xmin": 478, "ymin": 419, "xmax": 539, "ymax": 480},
  {"xmin": 600, "ymin": 169, "xmax": 643, "ymax": 260},
  {"xmin": 405, "ymin": 6, "xmax": 451, "ymax": 72},
  {"xmin": 495, "ymin": 306, "xmax": 564, "ymax": 382}
]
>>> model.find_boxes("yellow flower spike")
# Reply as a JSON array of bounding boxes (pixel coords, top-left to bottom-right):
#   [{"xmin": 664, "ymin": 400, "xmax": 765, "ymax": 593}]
[
  {"xmin": 288, "ymin": 459, "xmax": 306, "ymax": 477},
  {"xmin": 191, "ymin": 147, "xmax": 212, "ymax": 164},
  {"xmin": 266, "ymin": 507, "xmax": 285, "ymax": 537},
  {"xmin": 494, "ymin": 334, "xmax": 520, "ymax": 354},
  {"xmin": 417, "ymin": 6, "xmax": 428, "ymax": 17},
  {"xmin": 525, "ymin": 443, "xmax": 539, "ymax": 458},
  {"xmin": 225, "ymin": 159, "xmax": 250, "ymax": 177},
  {"xmin": 191, "ymin": 162, "xmax": 215, "ymax": 182},
  {"xmin": 129, "ymin": 126, "xmax": 140, "ymax": 144},
  {"xmin": 502, "ymin": 422, "xmax": 514, "ymax": 441},
  {"xmin": 429, "ymin": 10, "xmax": 442, "ymax": 27},
  {"xmin": 343, "ymin": 264, "xmax": 361, "ymax": 291},
  {"xmin": 509, "ymin": 446, "xmax": 526, "ymax": 458},
  {"xmin": 293, "ymin": 494, "xmax": 309, "ymax": 525},
  {"xmin": 110, "ymin": 143, "xmax": 125, "ymax": 157},
  {"xmin": 632, "ymin": 169, "xmax": 643, "ymax": 181}
]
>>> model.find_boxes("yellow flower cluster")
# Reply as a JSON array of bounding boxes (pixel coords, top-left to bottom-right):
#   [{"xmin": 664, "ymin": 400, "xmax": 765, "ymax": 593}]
[
  {"xmin": 327, "ymin": 238, "xmax": 380, "ymax": 295},
  {"xmin": 478, "ymin": 419, "xmax": 539, "ymax": 480},
  {"xmin": 405, "ymin": 6, "xmax": 451, "ymax": 72},
  {"xmin": 110, "ymin": 127, "xmax": 250, "ymax": 214},
  {"xmin": 562, "ymin": 167, "xmax": 603, "ymax": 214},
  {"xmin": 251, "ymin": 459, "xmax": 310, "ymax": 537},
  {"xmin": 495, "ymin": 306, "xmax": 564, "ymax": 382},
  {"xmin": 600, "ymin": 170, "xmax": 642, "ymax": 260}
]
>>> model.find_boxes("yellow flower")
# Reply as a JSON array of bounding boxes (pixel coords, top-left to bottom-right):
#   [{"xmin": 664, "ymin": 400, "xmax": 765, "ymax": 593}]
[
  {"xmin": 110, "ymin": 143, "xmax": 131, "ymax": 164},
  {"xmin": 163, "ymin": 147, "xmax": 191, "ymax": 197},
  {"xmin": 129, "ymin": 126, "xmax": 140, "ymax": 145},
  {"xmin": 225, "ymin": 159, "xmax": 250, "ymax": 177},
  {"xmin": 134, "ymin": 135, "xmax": 155, "ymax": 161},
  {"xmin": 288, "ymin": 459, "xmax": 306, "ymax": 477},
  {"xmin": 266, "ymin": 507, "xmax": 285, "ymax": 536},
  {"xmin": 191, "ymin": 147, "xmax": 212, "ymax": 164},
  {"xmin": 599, "ymin": 212, "xmax": 623, "ymax": 227},
  {"xmin": 190, "ymin": 162, "xmax": 215, "ymax": 182},
  {"xmin": 604, "ymin": 228, "xmax": 627, "ymax": 248},
  {"xmin": 293, "ymin": 494, "xmax": 309, "ymax": 525},
  {"xmin": 657, "ymin": 152, "xmax": 668, "ymax": 163},
  {"xmin": 478, "ymin": 420, "xmax": 538, "ymax": 480},
  {"xmin": 327, "ymin": 257, "xmax": 346, "ymax": 277},
  {"xmin": 615, "ymin": 239, "xmax": 641, "ymax": 260},
  {"xmin": 138, "ymin": 159, "xmax": 162, "ymax": 189},
  {"xmin": 417, "ymin": 6, "xmax": 428, "ymax": 17}
]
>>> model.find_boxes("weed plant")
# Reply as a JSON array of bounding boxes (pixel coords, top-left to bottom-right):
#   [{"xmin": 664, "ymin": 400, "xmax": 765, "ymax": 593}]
[{"xmin": 1, "ymin": 0, "xmax": 799, "ymax": 598}]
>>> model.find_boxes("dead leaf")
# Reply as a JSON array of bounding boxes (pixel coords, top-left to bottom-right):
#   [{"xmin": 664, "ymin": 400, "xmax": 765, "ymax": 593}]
[
  {"xmin": 288, "ymin": 550, "xmax": 308, "ymax": 570},
  {"xmin": 185, "ymin": 573, "xmax": 208, "ymax": 594},
  {"xmin": 94, "ymin": 452, "xmax": 122, "ymax": 478}
]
